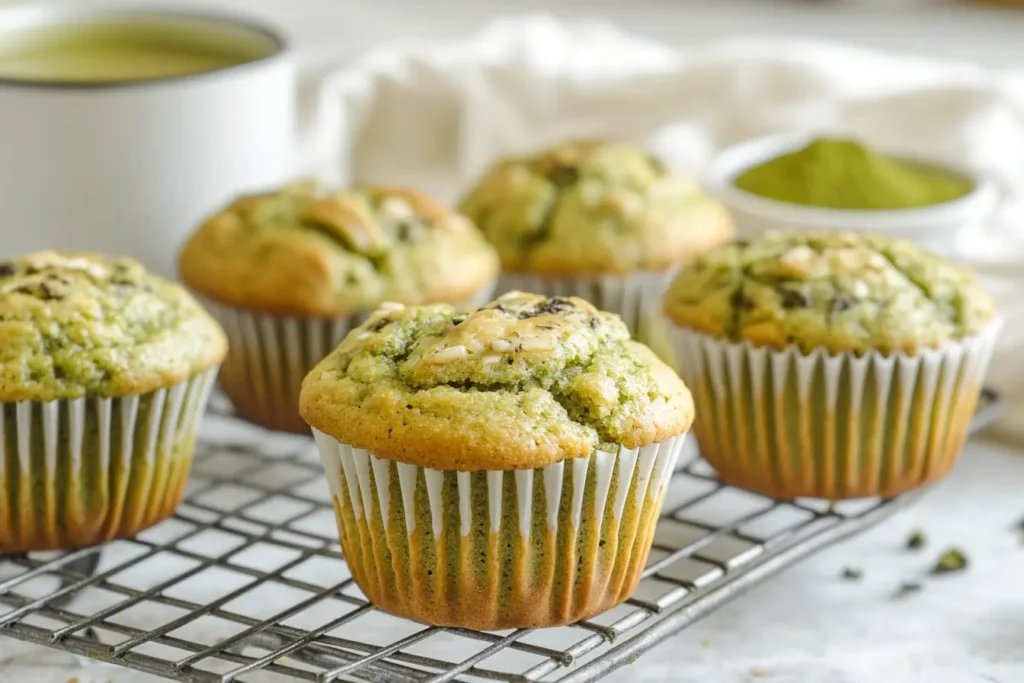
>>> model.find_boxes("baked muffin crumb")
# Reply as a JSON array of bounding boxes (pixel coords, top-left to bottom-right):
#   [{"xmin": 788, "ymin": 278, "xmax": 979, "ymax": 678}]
[
  {"xmin": 180, "ymin": 181, "xmax": 499, "ymax": 316},
  {"xmin": 459, "ymin": 140, "xmax": 732, "ymax": 275},
  {"xmin": 301, "ymin": 291, "xmax": 693, "ymax": 469},
  {"xmin": 663, "ymin": 231, "xmax": 997, "ymax": 355},
  {"xmin": 0, "ymin": 251, "xmax": 226, "ymax": 402}
]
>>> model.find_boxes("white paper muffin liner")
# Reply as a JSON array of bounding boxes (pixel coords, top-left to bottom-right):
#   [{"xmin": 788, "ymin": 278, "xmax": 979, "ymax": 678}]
[
  {"xmin": 202, "ymin": 284, "xmax": 495, "ymax": 434},
  {"xmin": 0, "ymin": 369, "xmax": 218, "ymax": 552},
  {"xmin": 667, "ymin": 320, "xmax": 1002, "ymax": 499},
  {"xmin": 496, "ymin": 271, "xmax": 672, "ymax": 341},
  {"xmin": 311, "ymin": 430, "xmax": 687, "ymax": 629}
]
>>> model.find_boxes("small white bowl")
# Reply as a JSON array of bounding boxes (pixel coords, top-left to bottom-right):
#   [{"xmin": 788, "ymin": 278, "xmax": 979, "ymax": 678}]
[{"xmin": 705, "ymin": 133, "xmax": 997, "ymax": 252}]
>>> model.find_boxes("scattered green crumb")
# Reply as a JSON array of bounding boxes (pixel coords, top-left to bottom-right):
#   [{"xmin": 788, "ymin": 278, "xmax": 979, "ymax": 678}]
[
  {"xmin": 896, "ymin": 581, "xmax": 923, "ymax": 597},
  {"xmin": 628, "ymin": 654, "xmax": 639, "ymax": 666},
  {"xmin": 906, "ymin": 529, "xmax": 926, "ymax": 550},
  {"xmin": 841, "ymin": 567, "xmax": 864, "ymax": 581},
  {"xmin": 931, "ymin": 548, "xmax": 969, "ymax": 575}
]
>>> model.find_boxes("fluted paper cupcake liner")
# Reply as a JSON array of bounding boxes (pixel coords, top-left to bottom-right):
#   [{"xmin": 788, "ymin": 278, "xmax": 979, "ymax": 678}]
[
  {"xmin": 0, "ymin": 369, "xmax": 218, "ymax": 552},
  {"xmin": 496, "ymin": 271, "xmax": 671, "ymax": 341},
  {"xmin": 203, "ymin": 285, "xmax": 494, "ymax": 434},
  {"xmin": 667, "ymin": 321, "xmax": 1002, "ymax": 500},
  {"xmin": 312, "ymin": 431, "xmax": 687, "ymax": 629}
]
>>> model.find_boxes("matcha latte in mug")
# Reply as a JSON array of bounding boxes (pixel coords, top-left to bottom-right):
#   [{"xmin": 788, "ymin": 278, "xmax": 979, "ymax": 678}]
[{"xmin": 0, "ymin": 4, "xmax": 295, "ymax": 277}]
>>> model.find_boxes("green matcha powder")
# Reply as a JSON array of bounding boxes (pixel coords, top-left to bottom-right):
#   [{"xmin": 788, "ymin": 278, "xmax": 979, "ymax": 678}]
[{"xmin": 733, "ymin": 138, "xmax": 972, "ymax": 210}]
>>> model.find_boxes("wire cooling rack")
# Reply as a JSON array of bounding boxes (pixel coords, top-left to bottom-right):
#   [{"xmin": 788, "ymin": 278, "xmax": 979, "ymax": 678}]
[{"xmin": 0, "ymin": 389, "xmax": 1004, "ymax": 683}]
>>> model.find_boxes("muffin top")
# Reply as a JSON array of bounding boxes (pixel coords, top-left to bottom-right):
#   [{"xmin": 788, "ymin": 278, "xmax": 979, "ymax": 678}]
[
  {"xmin": 179, "ymin": 180, "xmax": 500, "ymax": 317},
  {"xmin": 458, "ymin": 140, "xmax": 733, "ymax": 275},
  {"xmin": 663, "ymin": 231, "xmax": 998, "ymax": 355},
  {"xmin": 300, "ymin": 291, "xmax": 694, "ymax": 470},
  {"xmin": 0, "ymin": 251, "xmax": 227, "ymax": 402}
]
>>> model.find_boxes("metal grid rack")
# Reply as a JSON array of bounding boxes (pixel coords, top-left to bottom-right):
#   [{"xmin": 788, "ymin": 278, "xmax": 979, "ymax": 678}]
[{"xmin": 0, "ymin": 390, "xmax": 1003, "ymax": 683}]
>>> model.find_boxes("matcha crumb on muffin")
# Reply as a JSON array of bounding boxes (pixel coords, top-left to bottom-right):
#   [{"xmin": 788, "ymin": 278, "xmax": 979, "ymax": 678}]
[
  {"xmin": 663, "ymin": 231, "xmax": 997, "ymax": 355},
  {"xmin": 301, "ymin": 291, "xmax": 693, "ymax": 470},
  {"xmin": 179, "ymin": 180, "xmax": 499, "ymax": 317},
  {"xmin": 459, "ymin": 140, "xmax": 733, "ymax": 275},
  {"xmin": 0, "ymin": 251, "xmax": 226, "ymax": 402}
]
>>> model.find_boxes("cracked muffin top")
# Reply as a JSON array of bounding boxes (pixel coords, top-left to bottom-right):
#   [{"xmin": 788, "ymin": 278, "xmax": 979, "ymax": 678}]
[
  {"xmin": 179, "ymin": 180, "xmax": 500, "ymax": 317},
  {"xmin": 458, "ymin": 140, "xmax": 733, "ymax": 276},
  {"xmin": 663, "ymin": 231, "xmax": 998, "ymax": 355},
  {"xmin": 0, "ymin": 251, "xmax": 226, "ymax": 402},
  {"xmin": 300, "ymin": 291, "xmax": 694, "ymax": 469}
]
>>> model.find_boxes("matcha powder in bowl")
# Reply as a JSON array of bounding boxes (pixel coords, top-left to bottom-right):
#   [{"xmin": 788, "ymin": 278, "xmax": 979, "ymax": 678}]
[
  {"xmin": 706, "ymin": 135, "xmax": 996, "ymax": 249},
  {"xmin": 733, "ymin": 138, "xmax": 972, "ymax": 210}
]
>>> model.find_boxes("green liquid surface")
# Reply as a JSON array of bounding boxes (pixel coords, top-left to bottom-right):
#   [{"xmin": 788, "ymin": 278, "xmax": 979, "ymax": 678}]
[{"xmin": 0, "ymin": 19, "xmax": 274, "ymax": 83}]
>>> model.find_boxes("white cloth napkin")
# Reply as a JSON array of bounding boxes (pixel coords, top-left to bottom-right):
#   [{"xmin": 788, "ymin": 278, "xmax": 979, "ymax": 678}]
[{"xmin": 300, "ymin": 14, "xmax": 1024, "ymax": 441}]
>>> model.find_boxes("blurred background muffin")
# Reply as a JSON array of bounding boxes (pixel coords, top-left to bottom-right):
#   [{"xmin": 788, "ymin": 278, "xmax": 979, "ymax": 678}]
[
  {"xmin": 459, "ymin": 140, "xmax": 733, "ymax": 337},
  {"xmin": 300, "ymin": 291, "xmax": 693, "ymax": 628},
  {"xmin": 0, "ymin": 251, "xmax": 225, "ymax": 552},
  {"xmin": 662, "ymin": 231, "xmax": 1000, "ymax": 500},
  {"xmin": 180, "ymin": 180, "xmax": 499, "ymax": 434}
]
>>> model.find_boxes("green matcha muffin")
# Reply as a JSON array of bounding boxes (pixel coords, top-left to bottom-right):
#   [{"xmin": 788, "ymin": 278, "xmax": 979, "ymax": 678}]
[
  {"xmin": 300, "ymin": 291, "xmax": 694, "ymax": 629},
  {"xmin": 179, "ymin": 180, "xmax": 499, "ymax": 433},
  {"xmin": 0, "ymin": 251, "xmax": 225, "ymax": 552},
  {"xmin": 459, "ymin": 139, "xmax": 733, "ymax": 335},
  {"xmin": 663, "ymin": 230, "xmax": 1000, "ymax": 500}
]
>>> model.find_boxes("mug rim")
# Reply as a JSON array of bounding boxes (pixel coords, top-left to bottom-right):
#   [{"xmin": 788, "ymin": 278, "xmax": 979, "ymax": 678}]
[{"xmin": 0, "ymin": 1, "xmax": 289, "ymax": 90}]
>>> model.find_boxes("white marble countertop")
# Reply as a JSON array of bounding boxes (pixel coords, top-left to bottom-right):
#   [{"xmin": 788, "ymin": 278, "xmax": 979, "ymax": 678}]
[{"xmin": 3, "ymin": 1, "xmax": 1024, "ymax": 681}]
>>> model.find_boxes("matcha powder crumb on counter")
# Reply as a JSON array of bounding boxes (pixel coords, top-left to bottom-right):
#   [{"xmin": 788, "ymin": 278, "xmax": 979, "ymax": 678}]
[
  {"xmin": 733, "ymin": 138, "xmax": 973, "ymax": 210},
  {"xmin": 840, "ymin": 567, "xmax": 864, "ymax": 581},
  {"xmin": 931, "ymin": 548, "xmax": 969, "ymax": 575}
]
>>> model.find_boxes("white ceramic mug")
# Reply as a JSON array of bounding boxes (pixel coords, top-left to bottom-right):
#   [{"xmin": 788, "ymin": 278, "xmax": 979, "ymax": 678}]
[{"xmin": 0, "ymin": 3, "xmax": 296, "ymax": 278}]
